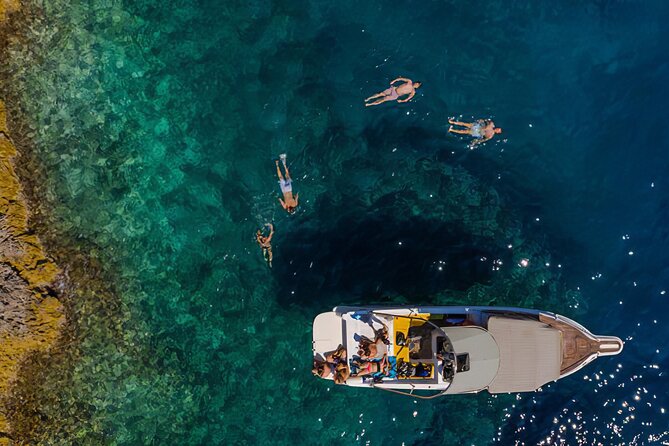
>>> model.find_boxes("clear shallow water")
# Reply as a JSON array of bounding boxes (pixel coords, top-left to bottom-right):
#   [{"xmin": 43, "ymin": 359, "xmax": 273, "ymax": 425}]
[{"xmin": 1, "ymin": 0, "xmax": 668, "ymax": 444}]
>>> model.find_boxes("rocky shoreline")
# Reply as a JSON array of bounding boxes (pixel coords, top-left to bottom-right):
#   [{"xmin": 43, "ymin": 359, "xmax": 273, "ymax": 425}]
[
  {"xmin": 0, "ymin": 4, "xmax": 64, "ymax": 442},
  {"xmin": 0, "ymin": 98, "xmax": 64, "ymax": 442}
]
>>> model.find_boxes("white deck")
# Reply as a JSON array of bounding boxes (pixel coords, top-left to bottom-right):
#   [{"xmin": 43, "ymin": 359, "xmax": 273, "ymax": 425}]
[
  {"xmin": 487, "ymin": 316, "xmax": 561, "ymax": 393},
  {"xmin": 312, "ymin": 312, "xmax": 344, "ymax": 379},
  {"xmin": 443, "ymin": 327, "xmax": 500, "ymax": 394}
]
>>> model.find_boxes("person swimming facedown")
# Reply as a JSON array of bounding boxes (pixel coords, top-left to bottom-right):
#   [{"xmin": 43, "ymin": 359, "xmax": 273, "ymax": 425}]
[
  {"xmin": 255, "ymin": 223, "xmax": 274, "ymax": 267},
  {"xmin": 276, "ymin": 153, "xmax": 299, "ymax": 214},
  {"xmin": 364, "ymin": 77, "xmax": 422, "ymax": 107}
]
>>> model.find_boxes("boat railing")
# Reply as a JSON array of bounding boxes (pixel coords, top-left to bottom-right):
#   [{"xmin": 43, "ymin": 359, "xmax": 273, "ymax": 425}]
[{"xmin": 371, "ymin": 383, "xmax": 451, "ymax": 399}]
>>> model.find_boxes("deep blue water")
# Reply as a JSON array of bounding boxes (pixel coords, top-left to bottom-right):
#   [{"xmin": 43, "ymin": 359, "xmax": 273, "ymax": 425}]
[{"xmin": 3, "ymin": 0, "xmax": 669, "ymax": 444}]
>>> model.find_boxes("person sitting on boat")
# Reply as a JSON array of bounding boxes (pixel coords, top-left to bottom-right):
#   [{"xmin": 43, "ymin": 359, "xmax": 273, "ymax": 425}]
[
  {"xmin": 275, "ymin": 153, "xmax": 299, "ymax": 214},
  {"xmin": 448, "ymin": 118, "xmax": 502, "ymax": 148},
  {"xmin": 364, "ymin": 77, "xmax": 422, "ymax": 107},
  {"xmin": 357, "ymin": 335, "xmax": 387, "ymax": 361},
  {"xmin": 312, "ymin": 345, "xmax": 347, "ymax": 379},
  {"xmin": 255, "ymin": 223, "xmax": 274, "ymax": 267},
  {"xmin": 351, "ymin": 354, "xmax": 388, "ymax": 377},
  {"xmin": 333, "ymin": 362, "xmax": 350, "ymax": 384},
  {"xmin": 351, "ymin": 355, "xmax": 397, "ymax": 381},
  {"xmin": 356, "ymin": 322, "xmax": 390, "ymax": 359}
]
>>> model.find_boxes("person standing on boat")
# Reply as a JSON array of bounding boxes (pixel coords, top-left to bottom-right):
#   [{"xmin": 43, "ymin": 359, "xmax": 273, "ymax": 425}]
[
  {"xmin": 364, "ymin": 77, "xmax": 422, "ymax": 107},
  {"xmin": 276, "ymin": 153, "xmax": 299, "ymax": 214},
  {"xmin": 256, "ymin": 223, "xmax": 274, "ymax": 267},
  {"xmin": 448, "ymin": 118, "xmax": 502, "ymax": 147}
]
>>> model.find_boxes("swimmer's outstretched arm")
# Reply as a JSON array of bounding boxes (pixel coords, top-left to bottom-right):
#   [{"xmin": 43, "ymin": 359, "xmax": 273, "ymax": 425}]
[
  {"xmin": 279, "ymin": 198, "xmax": 287, "ymax": 209},
  {"xmin": 294, "ymin": 193, "xmax": 299, "ymax": 206},
  {"xmin": 391, "ymin": 77, "xmax": 410, "ymax": 84},
  {"xmin": 266, "ymin": 223, "xmax": 274, "ymax": 241}
]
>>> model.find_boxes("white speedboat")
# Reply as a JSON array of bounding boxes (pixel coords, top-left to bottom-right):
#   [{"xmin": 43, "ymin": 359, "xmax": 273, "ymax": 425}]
[{"xmin": 312, "ymin": 306, "xmax": 623, "ymax": 398}]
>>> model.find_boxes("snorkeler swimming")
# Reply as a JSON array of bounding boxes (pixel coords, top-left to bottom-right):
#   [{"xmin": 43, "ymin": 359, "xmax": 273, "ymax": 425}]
[
  {"xmin": 448, "ymin": 118, "xmax": 502, "ymax": 148},
  {"xmin": 256, "ymin": 223, "xmax": 274, "ymax": 267},
  {"xmin": 276, "ymin": 153, "xmax": 299, "ymax": 214},
  {"xmin": 365, "ymin": 77, "xmax": 422, "ymax": 107}
]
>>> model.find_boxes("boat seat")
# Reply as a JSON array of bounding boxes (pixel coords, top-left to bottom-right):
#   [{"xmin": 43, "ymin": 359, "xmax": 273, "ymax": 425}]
[{"xmin": 313, "ymin": 312, "xmax": 344, "ymax": 355}]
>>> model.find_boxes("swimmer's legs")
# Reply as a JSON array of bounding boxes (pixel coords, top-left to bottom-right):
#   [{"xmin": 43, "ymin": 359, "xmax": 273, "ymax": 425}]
[
  {"xmin": 365, "ymin": 92, "xmax": 385, "ymax": 102},
  {"xmin": 265, "ymin": 247, "xmax": 273, "ymax": 267},
  {"xmin": 448, "ymin": 119, "xmax": 473, "ymax": 128},
  {"xmin": 448, "ymin": 127, "xmax": 472, "ymax": 135},
  {"xmin": 275, "ymin": 160, "xmax": 285, "ymax": 181},
  {"xmin": 365, "ymin": 97, "xmax": 389, "ymax": 107}
]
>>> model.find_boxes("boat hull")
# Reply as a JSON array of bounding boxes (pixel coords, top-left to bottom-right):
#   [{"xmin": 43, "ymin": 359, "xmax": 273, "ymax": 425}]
[{"xmin": 312, "ymin": 305, "xmax": 623, "ymax": 397}]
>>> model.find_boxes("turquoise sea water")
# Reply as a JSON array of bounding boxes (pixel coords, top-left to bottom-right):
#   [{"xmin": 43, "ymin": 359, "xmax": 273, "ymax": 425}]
[{"xmin": 2, "ymin": 0, "xmax": 669, "ymax": 444}]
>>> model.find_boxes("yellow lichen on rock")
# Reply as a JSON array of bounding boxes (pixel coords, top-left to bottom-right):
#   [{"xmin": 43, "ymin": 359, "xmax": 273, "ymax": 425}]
[
  {"xmin": 0, "ymin": 0, "xmax": 20, "ymax": 23},
  {"xmin": 0, "ymin": 100, "xmax": 6, "ymax": 132},
  {"xmin": 0, "ymin": 298, "xmax": 64, "ymax": 389},
  {"xmin": 0, "ymin": 100, "xmax": 64, "ymax": 439},
  {"xmin": 0, "ymin": 129, "xmax": 59, "ymax": 287}
]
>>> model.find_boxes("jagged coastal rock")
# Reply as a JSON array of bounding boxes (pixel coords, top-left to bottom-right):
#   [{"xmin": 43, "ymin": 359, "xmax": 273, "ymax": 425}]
[{"xmin": 0, "ymin": 100, "xmax": 64, "ymax": 443}]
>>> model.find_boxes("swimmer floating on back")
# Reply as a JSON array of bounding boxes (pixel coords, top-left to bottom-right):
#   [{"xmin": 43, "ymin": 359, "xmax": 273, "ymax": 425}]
[
  {"xmin": 364, "ymin": 77, "xmax": 422, "ymax": 107},
  {"xmin": 448, "ymin": 118, "xmax": 502, "ymax": 148},
  {"xmin": 276, "ymin": 153, "xmax": 299, "ymax": 214},
  {"xmin": 256, "ymin": 223, "xmax": 274, "ymax": 267}
]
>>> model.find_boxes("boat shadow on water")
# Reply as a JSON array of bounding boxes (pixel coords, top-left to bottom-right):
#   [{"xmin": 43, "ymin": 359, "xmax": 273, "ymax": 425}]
[{"xmin": 272, "ymin": 212, "xmax": 511, "ymax": 309}]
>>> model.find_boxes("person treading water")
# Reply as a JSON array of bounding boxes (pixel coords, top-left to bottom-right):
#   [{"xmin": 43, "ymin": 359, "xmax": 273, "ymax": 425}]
[
  {"xmin": 364, "ymin": 77, "xmax": 422, "ymax": 107},
  {"xmin": 276, "ymin": 153, "xmax": 299, "ymax": 214},
  {"xmin": 448, "ymin": 118, "xmax": 502, "ymax": 147}
]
